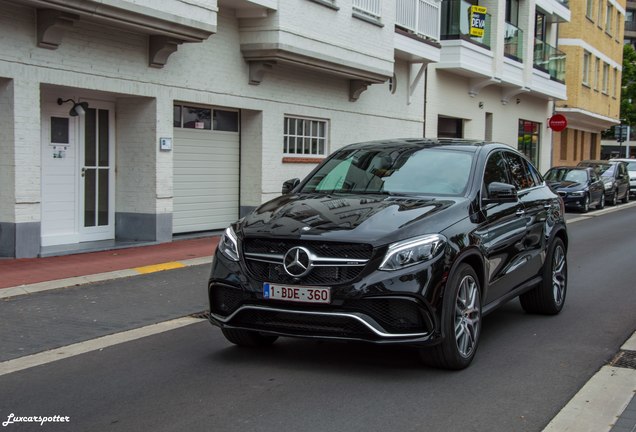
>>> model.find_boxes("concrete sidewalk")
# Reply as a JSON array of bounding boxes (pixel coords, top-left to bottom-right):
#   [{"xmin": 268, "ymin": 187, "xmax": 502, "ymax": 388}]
[{"xmin": 0, "ymin": 235, "xmax": 634, "ymax": 432}]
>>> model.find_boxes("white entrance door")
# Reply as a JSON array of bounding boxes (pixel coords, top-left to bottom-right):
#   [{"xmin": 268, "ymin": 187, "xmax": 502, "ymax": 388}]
[
  {"xmin": 41, "ymin": 104, "xmax": 79, "ymax": 246},
  {"xmin": 78, "ymin": 103, "xmax": 115, "ymax": 242},
  {"xmin": 41, "ymin": 100, "xmax": 115, "ymax": 246}
]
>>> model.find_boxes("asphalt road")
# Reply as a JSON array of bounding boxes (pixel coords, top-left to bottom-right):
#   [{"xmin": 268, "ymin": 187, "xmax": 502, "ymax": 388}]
[{"xmin": 1, "ymin": 205, "xmax": 635, "ymax": 432}]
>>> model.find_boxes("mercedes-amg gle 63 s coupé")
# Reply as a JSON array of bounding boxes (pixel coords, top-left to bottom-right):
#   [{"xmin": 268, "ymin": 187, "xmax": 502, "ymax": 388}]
[{"xmin": 207, "ymin": 139, "xmax": 568, "ymax": 369}]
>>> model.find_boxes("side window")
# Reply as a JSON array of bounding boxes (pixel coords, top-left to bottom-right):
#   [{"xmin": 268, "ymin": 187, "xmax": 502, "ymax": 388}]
[
  {"xmin": 483, "ymin": 151, "xmax": 510, "ymax": 197},
  {"xmin": 591, "ymin": 170, "xmax": 599, "ymax": 182},
  {"xmin": 504, "ymin": 152, "xmax": 536, "ymax": 190},
  {"xmin": 524, "ymin": 159, "xmax": 542, "ymax": 186}
]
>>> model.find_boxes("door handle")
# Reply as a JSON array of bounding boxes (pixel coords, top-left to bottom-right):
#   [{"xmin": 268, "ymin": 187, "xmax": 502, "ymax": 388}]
[
  {"xmin": 543, "ymin": 203, "xmax": 552, "ymax": 209},
  {"xmin": 515, "ymin": 209, "xmax": 525, "ymax": 217}
]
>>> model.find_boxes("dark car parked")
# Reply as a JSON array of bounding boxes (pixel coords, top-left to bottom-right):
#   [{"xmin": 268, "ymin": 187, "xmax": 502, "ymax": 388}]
[
  {"xmin": 577, "ymin": 160, "xmax": 630, "ymax": 205},
  {"xmin": 208, "ymin": 139, "xmax": 569, "ymax": 370},
  {"xmin": 544, "ymin": 166, "xmax": 605, "ymax": 212}
]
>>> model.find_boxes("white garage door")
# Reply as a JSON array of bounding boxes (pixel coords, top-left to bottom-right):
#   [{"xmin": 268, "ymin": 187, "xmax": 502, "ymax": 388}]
[{"xmin": 173, "ymin": 128, "xmax": 239, "ymax": 233}]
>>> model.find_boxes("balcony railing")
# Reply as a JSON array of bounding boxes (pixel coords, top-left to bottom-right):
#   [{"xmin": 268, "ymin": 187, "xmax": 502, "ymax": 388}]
[
  {"xmin": 504, "ymin": 22, "xmax": 523, "ymax": 61},
  {"xmin": 352, "ymin": 0, "xmax": 381, "ymax": 19},
  {"xmin": 396, "ymin": 0, "xmax": 441, "ymax": 41},
  {"xmin": 534, "ymin": 38, "xmax": 566, "ymax": 82},
  {"xmin": 440, "ymin": 0, "xmax": 491, "ymax": 48},
  {"xmin": 626, "ymin": 21, "xmax": 636, "ymax": 32}
]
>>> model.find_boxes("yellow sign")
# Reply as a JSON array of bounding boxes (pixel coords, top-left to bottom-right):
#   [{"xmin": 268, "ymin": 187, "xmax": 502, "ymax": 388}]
[{"xmin": 470, "ymin": 5, "xmax": 487, "ymax": 37}]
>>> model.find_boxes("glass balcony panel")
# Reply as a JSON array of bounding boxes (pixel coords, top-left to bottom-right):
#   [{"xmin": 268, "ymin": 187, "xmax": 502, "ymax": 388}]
[
  {"xmin": 440, "ymin": 0, "xmax": 491, "ymax": 48},
  {"xmin": 504, "ymin": 22, "xmax": 523, "ymax": 61},
  {"xmin": 533, "ymin": 38, "xmax": 566, "ymax": 82}
]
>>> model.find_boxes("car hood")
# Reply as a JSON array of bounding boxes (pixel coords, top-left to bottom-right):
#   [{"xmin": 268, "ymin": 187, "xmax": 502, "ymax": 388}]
[
  {"xmin": 238, "ymin": 193, "xmax": 470, "ymax": 247},
  {"xmin": 548, "ymin": 180, "xmax": 586, "ymax": 191}
]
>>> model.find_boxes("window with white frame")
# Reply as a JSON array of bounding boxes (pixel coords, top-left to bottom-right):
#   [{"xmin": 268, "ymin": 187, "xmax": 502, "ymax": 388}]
[
  {"xmin": 602, "ymin": 63, "xmax": 610, "ymax": 93},
  {"xmin": 598, "ymin": 0, "xmax": 604, "ymax": 27},
  {"xmin": 606, "ymin": 2, "xmax": 613, "ymax": 34},
  {"xmin": 583, "ymin": 51, "xmax": 591, "ymax": 85},
  {"xmin": 594, "ymin": 57, "xmax": 600, "ymax": 90},
  {"xmin": 586, "ymin": 0, "xmax": 594, "ymax": 18},
  {"xmin": 284, "ymin": 116, "xmax": 328, "ymax": 156},
  {"xmin": 613, "ymin": 67, "xmax": 619, "ymax": 97},
  {"xmin": 352, "ymin": 0, "xmax": 381, "ymax": 20}
]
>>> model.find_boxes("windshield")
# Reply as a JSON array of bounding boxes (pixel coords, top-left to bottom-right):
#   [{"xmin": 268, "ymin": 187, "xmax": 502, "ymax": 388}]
[
  {"xmin": 300, "ymin": 147, "xmax": 474, "ymax": 196},
  {"xmin": 580, "ymin": 162, "xmax": 611, "ymax": 175},
  {"xmin": 600, "ymin": 165, "xmax": 616, "ymax": 178},
  {"xmin": 545, "ymin": 168, "xmax": 588, "ymax": 183},
  {"xmin": 627, "ymin": 162, "xmax": 636, "ymax": 171}
]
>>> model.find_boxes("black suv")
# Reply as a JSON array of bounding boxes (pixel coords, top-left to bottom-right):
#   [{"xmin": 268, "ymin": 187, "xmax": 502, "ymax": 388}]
[{"xmin": 208, "ymin": 139, "xmax": 568, "ymax": 369}]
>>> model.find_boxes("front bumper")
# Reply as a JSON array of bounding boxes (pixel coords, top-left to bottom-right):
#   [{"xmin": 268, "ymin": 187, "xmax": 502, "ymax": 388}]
[
  {"xmin": 208, "ymin": 250, "xmax": 445, "ymax": 345},
  {"xmin": 558, "ymin": 194, "xmax": 587, "ymax": 208}
]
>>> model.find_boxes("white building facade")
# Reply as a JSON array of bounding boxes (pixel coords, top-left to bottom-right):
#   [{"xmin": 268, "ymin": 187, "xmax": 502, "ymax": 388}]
[
  {"xmin": 0, "ymin": 0, "xmax": 568, "ymax": 258},
  {"xmin": 426, "ymin": 0, "xmax": 570, "ymax": 171}
]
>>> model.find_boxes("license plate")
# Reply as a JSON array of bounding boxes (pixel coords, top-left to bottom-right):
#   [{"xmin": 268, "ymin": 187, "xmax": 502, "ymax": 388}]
[{"xmin": 263, "ymin": 283, "xmax": 331, "ymax": 304}]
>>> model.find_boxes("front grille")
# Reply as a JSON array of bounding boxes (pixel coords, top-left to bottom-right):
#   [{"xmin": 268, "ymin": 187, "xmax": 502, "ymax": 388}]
[
  {"xmin": 244, "ymin": 238, "xmax": 372, "ymax": 260},
  {"xmin": 245, "ymin": 260, "xmax": 364, "ymax": 285},
  {"xmin": 243, "ymin": 238, "xmax": 373, "ymax": 285},
  {"xmin": 344, "ymin": 298, "xmax": 428, "ymax": 333},
  {"xmin": 230, "ymin": 309, "xmax": 374, "ymax": 339}
]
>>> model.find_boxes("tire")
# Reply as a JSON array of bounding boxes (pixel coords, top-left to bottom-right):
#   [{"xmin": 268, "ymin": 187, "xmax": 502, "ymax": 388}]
[
  {"xmin": 610, "ymin": 189, "xmax": 618, "ymax": 206},
  {"xmin": 420, "ymin": 264, "xmax": 481, "ymax": 370},
  {"xmin": 597, "ymin": 193, "xmax": 605, "ymax": 210},
  {"xmin": 623, "ymin": 189, "xmax": 630, "ymax": 203},
  {"xmin": 580, "ymin": 194, "xmax": 589, "ymax": 213},
  {"xmin": 221, "ymin": 328, "xmax": 278, "ymax": 347},
  {"xmin": 519, "ymin": 238, "xmax": 567, "ymax": 315}
]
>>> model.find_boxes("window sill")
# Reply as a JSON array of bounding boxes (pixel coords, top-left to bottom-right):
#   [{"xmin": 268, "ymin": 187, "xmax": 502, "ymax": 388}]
[
  {"xmin": 307, "ymin": 0, "xmax": 339, "ymax": 11},
  {"xmin": 283, "ymin": 156, "xmax": 325, "ymax": 164},
  {"xmin": 352, "ymin": 11, "xmax": 383, "ymax": 27}
]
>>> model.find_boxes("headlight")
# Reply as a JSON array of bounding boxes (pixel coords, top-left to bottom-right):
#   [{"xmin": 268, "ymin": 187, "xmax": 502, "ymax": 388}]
[
  {"xmin": 603, "ymin": 179, "xmax": 613, "ymax": 190},
  {"xmin": 570, "ymin": 191, "xmax": 585, "ymax": 197},
  {"xmin": 379, "ymin": 234, "xmax": 446, "ymax": 271},
  {"xmin": 218, "ymin": 227, "xmax": 239, "ymax": 261}
]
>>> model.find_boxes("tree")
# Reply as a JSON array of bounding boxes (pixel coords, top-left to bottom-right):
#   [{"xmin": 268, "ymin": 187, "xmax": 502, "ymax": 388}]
[
  {"xmin": 621, "ymin": 44, "xmax": 636, "ymax": 128},
  {"xmin": 603, "ymin": 44, "xmax": 636, "ymax": 140}
]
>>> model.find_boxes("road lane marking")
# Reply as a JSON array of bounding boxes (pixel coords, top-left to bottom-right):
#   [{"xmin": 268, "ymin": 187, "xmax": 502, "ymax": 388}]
[
  {"xmin": 134, "ymin": 262, "xmax": 185, "ymax": 274},
  {"xmin": 0, "ymin": 317, "xmax": 205, "ymax": 377}
]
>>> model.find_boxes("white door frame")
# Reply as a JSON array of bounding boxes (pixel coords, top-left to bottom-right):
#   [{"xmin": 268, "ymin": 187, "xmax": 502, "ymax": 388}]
[{"xmin": 78, "ymin": 100, "xmax": 116, "ymax": 243}]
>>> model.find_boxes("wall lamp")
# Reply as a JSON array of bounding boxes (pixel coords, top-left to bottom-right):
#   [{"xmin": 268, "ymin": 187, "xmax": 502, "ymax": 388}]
[{"xmin": 57, "ymin": 98, "xmax": 89, "ymax": 116}]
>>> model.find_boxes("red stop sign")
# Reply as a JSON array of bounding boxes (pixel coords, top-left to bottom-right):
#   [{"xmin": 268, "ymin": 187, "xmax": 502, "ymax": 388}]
[{"xmin": 549, "ymin": 114, "xmax": 567, "ymax": 132}]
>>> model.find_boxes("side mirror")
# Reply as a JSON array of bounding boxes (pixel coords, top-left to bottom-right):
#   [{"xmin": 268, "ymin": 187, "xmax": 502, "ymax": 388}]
[
  {"xmin": 282, "ymin": 178, "xmax": 300, "ymax": 194},
  {"xmin": 483, "ymin": 182, "xmax": 518, "ymax": 204}
]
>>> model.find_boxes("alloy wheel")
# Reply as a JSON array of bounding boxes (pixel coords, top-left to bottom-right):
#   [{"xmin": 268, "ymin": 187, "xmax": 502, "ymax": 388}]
[
  {"xmin": 551, "ymin": 244, "xmax": 567, "ymax": 307},
  {"xmin": 455, "ymin": 275, "xmax": 481, "ymax": 358}
]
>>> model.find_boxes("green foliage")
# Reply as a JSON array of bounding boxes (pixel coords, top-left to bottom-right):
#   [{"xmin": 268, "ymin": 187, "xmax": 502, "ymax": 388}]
[
  {"xmin": 604, "ymin": 45, "xmax": 636, "ymax": 139},
  {"xmin": 621, "ymin": 44, "xmax": 636, "ymax": 127}
]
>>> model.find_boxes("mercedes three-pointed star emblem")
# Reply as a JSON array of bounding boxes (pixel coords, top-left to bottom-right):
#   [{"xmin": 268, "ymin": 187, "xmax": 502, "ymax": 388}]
[{"xmin": 283, "ymin": 246, "xmax": 312, "ymax": 278}]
